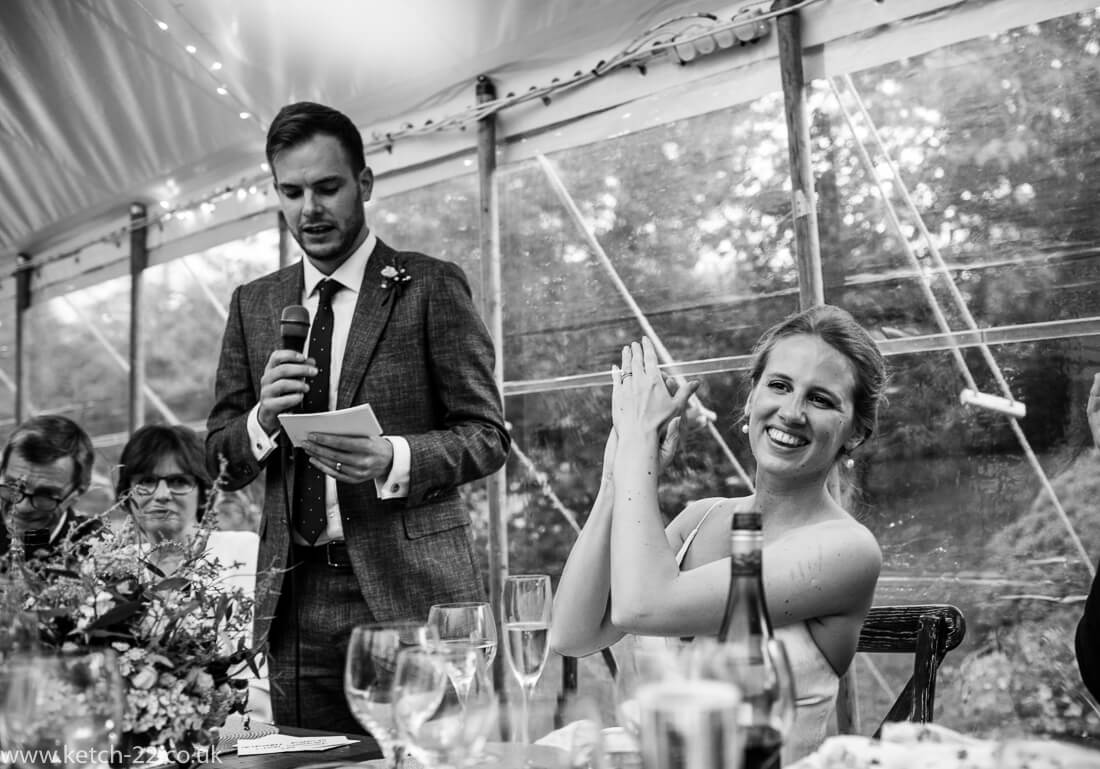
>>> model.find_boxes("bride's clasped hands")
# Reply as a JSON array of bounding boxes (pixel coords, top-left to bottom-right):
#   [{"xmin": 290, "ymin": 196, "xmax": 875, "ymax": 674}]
[{"xmin": 610, "ymin": 338, "xmax": 699, "ymax": 450}]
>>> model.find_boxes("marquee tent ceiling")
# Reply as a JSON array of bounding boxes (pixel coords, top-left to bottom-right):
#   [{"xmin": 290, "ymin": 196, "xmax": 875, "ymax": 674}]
[
  {"xmin": 1, "ymin": 0, "xmax": 1095, "ymax": 292},
  {"xmin": 0, "ymin": 0, "xmax": 735, "ymax": 264}
]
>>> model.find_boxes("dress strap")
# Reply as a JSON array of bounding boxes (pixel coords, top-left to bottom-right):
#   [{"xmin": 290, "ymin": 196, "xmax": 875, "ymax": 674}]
[{"xmin": 674, "ymin": 499, "xmax": 725, "ymax": 567}]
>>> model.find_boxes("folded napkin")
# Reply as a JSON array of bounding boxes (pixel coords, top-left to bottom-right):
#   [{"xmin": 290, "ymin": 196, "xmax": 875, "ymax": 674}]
[
  {"xmin": 537, "ymin": 718, "xmax": 600, "ymax": 765},
  {"xmin": 536, "ymin": 720, "xmax": 641, "ymax": 769}
]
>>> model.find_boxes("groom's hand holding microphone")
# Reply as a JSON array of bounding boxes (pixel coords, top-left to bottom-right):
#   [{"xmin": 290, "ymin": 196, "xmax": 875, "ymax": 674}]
[{"xmin": 256, "ymin": 305, "xmax": 319, "ymax": 434}]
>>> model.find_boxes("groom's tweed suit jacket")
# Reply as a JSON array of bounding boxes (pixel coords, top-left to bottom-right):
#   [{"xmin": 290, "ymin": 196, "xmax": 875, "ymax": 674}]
[{"xmin": 206, "ymin": 238, "xmax": 509, "ymax": 643}]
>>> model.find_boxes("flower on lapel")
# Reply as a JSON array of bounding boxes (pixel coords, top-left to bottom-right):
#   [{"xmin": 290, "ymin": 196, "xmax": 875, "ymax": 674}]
[{"xmin": 380, "ymin": 263, "xmax": 412, "ymax": 292}]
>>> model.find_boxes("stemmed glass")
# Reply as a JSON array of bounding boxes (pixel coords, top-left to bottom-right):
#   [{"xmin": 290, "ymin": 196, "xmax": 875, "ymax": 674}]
[
  {"xmin": 427, "ymin": 602, "xmax": 497, "ymax": 703},
  {"xmin": 393, "ymin": 644, "xmax": 498, "ymax": 769},
  {"xmin": 344, "ymin": 621, "xmax": 437, "ymax": 769},
  {"xmin": 2, "ymin": 650, "xmax": 124, "ymax": 769},
  {"xmin": 501, "ymin": 574, "xmax": 552, "ymax": 744}
]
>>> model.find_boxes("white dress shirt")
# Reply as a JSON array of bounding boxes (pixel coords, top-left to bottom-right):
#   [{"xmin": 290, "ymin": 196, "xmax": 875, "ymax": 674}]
[{"xmin": 246, "ymin": 230, "xmax": 411, "ymax": 544}]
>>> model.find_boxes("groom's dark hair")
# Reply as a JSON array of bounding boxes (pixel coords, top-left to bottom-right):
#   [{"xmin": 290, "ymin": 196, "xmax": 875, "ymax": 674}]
[{"xmin": 266, "ymin": 101, "xmax": 367, "ymax": 176}]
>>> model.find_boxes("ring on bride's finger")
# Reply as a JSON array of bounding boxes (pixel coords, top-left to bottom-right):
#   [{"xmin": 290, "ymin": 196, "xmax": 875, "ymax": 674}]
[
  {"xmin": 335, "ymin": 461, "xmax": 342, "ymax": 473},
  {"xmin": 619, "ymin": 371, "xmax": 633, "ymax": 383}
]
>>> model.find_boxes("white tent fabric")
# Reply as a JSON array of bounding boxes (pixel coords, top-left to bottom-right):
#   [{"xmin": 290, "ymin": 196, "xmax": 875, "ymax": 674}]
[
  {"xmin": 1, "ymin": 0, "xmax": 1095, "ymax": 288},
  {"xmin": 0, "ymin": 0, "xmax": 729, "ymax": 260}
]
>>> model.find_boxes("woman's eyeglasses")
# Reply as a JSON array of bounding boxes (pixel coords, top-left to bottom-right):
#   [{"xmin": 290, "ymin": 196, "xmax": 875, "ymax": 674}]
[
  {"xmin": 0, "ymin": 482, "xmax": 72, "ymax": 513},
  {"xmin": 130, "ymin": 474, "xmax": 197, "ymax": 496}
]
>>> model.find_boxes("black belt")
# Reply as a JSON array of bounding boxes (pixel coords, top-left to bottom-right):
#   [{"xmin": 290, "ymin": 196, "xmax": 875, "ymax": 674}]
[{"xmin": 293, "ymin": 540, "xmax": 352, "ymax": 568}]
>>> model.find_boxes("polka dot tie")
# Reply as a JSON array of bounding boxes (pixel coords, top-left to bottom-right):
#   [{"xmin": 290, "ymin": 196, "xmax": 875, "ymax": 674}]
[{"xmin": 295, "ymin": 278, "xmax": 341, "ymax": 545}]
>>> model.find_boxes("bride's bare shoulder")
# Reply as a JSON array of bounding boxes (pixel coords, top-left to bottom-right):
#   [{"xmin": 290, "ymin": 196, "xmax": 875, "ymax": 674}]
[{"xmin": 777, "ymin": 516, "xmax": 881, "ymax": 559}]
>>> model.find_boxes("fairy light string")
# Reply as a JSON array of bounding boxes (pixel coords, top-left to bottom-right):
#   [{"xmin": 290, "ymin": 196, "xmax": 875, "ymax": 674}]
[{"xmin": 6, "ymin": 0, "xmax": 820, "ymax": 278}]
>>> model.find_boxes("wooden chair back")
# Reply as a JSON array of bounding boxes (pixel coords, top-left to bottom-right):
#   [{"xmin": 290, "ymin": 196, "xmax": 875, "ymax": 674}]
[{"xmin": 837, "ymin": 604, "xmax": 967, "ymax": 737}]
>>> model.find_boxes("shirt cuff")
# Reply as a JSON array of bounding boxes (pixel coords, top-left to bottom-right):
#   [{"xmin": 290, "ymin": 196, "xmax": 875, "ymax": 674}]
[
  {"xmin": 246, "ymin": 405, "xmax": 279, "ymax": 462},
  {"xmin": 376, "ymin": 436, "xmax": 410, "ymax": 499}
]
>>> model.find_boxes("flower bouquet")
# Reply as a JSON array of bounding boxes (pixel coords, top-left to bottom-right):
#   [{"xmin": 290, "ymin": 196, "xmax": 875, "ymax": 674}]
[{"xmin": 0, "ymin": 498, "xmax": 263, "ymax": 766}]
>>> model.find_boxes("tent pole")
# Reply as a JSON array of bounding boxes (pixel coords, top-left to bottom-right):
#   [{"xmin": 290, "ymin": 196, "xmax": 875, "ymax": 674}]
[
  {"xmin": 13, "ymin": 253, "xmax": 31, "ymax": 423},
  {"xmin": 774, "ymin": 0, "xmax": 824, "ymax": 309},
  {"xmin": 128, "ymin": 204, "xmax": 149, "ymax": 433},
  {"xmin": 476, "ymin": 74, "xmax": 510, "ymax": 698}
]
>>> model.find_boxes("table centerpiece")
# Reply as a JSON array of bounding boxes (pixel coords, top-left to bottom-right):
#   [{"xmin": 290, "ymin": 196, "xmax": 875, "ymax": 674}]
[{"xmin": 0, "ymin": 486, "xmax": 263, "ymax": 767}]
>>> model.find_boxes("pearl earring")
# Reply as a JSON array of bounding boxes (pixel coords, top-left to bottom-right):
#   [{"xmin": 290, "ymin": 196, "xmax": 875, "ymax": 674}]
[
  {"xmin": 843, "ymin": 456, "xmax": 855, "ymax": 469},
  {"xmin": 741, "ymin": 423, "xmax": 749, "ymax": 434}
]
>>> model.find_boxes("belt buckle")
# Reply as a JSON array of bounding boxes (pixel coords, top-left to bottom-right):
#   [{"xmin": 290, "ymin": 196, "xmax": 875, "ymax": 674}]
[{"xmin": 326, "ymin": 541, "xmax": 345, "ymax": 568}]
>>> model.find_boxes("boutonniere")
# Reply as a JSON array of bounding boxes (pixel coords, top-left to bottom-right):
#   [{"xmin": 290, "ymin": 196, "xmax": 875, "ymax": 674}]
[{"xmin": 380, "ymin": 263, "xmax": 412, "ymax": 292}]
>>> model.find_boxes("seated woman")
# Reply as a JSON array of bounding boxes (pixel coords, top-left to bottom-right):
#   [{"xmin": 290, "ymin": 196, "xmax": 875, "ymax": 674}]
[
  {"xmin": 550, "ymin": 305, "xmax": 886, "ymax": 762},
  {"xmin": 116, "ymin": 424, "xmax": 271, "ymax": 721}
]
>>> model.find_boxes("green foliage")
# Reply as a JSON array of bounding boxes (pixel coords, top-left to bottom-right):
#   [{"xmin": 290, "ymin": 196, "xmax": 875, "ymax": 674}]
[{"xmin": 6, "ymin": 5, "xmax": 1100, "ymax": 745}]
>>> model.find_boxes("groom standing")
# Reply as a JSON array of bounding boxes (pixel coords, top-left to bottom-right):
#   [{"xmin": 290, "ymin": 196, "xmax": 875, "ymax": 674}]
[{"xmin": 206, "ymin": 101, "xmax": 509, "ymax": 735}]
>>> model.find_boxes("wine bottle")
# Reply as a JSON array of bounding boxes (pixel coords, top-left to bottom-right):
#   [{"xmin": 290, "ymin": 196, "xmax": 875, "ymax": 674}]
[{"xmin": 714, "ymin": 511, "xmax": 785, "ymax": 769}]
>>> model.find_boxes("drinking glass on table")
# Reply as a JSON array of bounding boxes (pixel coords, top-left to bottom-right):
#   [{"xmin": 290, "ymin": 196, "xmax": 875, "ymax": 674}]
[
  {"xmin": 3, "ymin": 650, "xmax": 124, "ymax": 769},
  {"xmin": 501, "ymin": 574, "xmax": 552, "ymax": 744},
  {"xmin": 393, "ymin": 644, "xmax": 498, "ymax": 769},
  {"xmin": 614, "ymin": 638, "xmax": 688, "ymax": 741},
  {"xmin": 688, "ymin": 636, "xmax": 795, "ymax": 769},
  {"xmin": 344, "ymin": 621, "xmax": 437, "ymax": 769},
  {"xmin": 635, "ymin": 678, "xmax": 743, "ymax": 769},
  {"xmin": 427, "ymin": 602, "xmax": 497, "ymax": 703}
]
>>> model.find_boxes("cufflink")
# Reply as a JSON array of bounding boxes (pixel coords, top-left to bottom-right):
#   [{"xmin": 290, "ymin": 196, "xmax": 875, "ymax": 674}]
[{"xmin": 391, "ymin": 484, "xmax": 400, "ymax": 493}]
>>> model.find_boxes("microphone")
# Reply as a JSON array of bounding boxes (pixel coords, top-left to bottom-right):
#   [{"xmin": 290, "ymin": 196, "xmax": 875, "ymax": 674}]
[{"xmin": 280, "ymin": 305, "xmax": 310, "ymax": 353}]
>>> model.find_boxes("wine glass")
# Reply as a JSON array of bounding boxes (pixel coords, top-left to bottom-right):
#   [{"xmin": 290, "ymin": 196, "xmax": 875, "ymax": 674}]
[
  {"xmin": 2, "ymin": 650, "xmax": 124, "ymax": 769},
  {"xmin": 345, "ymin": 621, "xmax": 437, "ymax": 769},
  {"xmin": 427, "ymin": 602, "xmax": 497, "ymax": 702},
  {"xmin": 393, "ymin": 644, "xmax": 498, "ymax": 769},
  {"xmin": 501, "ymin": 574, "xmax": 552, "ymax": 743}
]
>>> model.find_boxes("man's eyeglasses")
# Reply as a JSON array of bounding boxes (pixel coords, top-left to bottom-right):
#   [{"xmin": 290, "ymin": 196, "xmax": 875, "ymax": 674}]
[
  {"xmin": 0, "ymin": 482, "xmax": 72, "ymax": 513},
  {"xmin": 130, "ymin": 474, "xmax": 197, "ymax": 497}
]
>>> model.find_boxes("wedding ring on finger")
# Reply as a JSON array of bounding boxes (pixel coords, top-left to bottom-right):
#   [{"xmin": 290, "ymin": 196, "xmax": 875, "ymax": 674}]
[{"xmin": 619, "ymin": 371, "xmax": 633, "ymax": 383}]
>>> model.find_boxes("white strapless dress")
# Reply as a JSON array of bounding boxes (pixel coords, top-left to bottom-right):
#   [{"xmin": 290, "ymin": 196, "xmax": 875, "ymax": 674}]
[{"xmin": 623, "ymin": 500, "xmax": 839, "ymax": 764}]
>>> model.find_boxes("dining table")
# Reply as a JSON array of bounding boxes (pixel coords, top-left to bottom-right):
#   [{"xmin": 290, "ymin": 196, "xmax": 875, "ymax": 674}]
[
  {"xmin": 214, "ymin": 726, "xmax": 570, "ymax": 769},
  {"xmin": 215, "ymin": 725, "xmax": 380, "ymax": 769}
]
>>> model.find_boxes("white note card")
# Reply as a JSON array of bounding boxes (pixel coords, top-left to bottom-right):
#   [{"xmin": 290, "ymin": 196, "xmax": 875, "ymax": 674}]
[
  {"xmin": 277, "ymin": 402, "xmax": 383, "ymax": 447},
  {"xmin": 236, "ymin": 734, "xmax": 358, "ymax": 756}
]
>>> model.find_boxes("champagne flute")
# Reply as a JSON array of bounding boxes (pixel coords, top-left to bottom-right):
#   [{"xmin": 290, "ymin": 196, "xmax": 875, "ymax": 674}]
[
  {"xmin": 3, "ymin": 650, "xmax": 124, "ymax": 769},
  {"xmin": 501, "ymin": 574, "xmax": 552, "ymax": 743},
  {"xmin": 345, "ymin": 621, "xmax": 436, "ymax": 769},
  {"xmin": 427, "ymin": 602, "xmax": 497, "ymax": 703},
  {"xmin": 394, "ymin": 644, "xmax": 498, "ymax": 769}
]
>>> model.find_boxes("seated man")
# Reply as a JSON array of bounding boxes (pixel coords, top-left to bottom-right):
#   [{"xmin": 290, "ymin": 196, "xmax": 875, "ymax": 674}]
[{"xmin": 0, "ymin": 414, "xmax": 102, "ymax": 562}]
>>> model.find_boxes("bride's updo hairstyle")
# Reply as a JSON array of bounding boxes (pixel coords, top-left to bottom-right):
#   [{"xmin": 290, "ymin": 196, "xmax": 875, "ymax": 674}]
[{"xmin": 746, "ymin": 304, "xmax": 888, "ymax": 448}]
